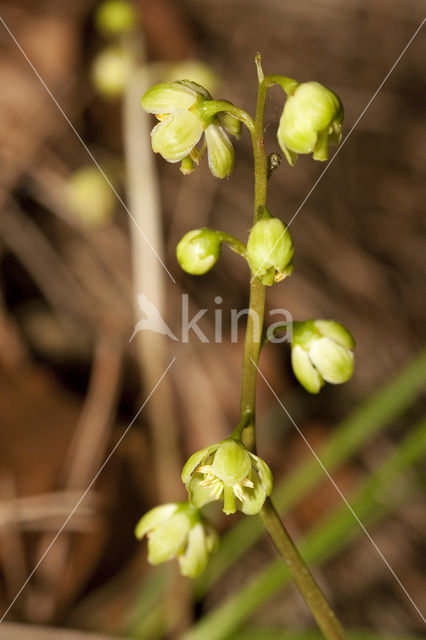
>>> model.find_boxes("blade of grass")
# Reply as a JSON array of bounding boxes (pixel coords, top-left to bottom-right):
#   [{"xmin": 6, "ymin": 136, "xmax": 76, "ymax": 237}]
[
  {"xmin": 184, "ymin": 418, "xmax": 426, "ymax": 640},
  {"xmin": 196, "ymin": 350, "xmax": 426, "ymax": 595}
]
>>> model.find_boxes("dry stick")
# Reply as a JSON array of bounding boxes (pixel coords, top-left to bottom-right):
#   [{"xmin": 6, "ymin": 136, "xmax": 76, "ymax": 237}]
[
  {"xmin": 0, "ymin": 621, "xmax": 118, "ymax": 640},
  {"xmin": 123, "ymin": 58, "xmax": 191, "ymax": 635},
  {"xmin": 26, "ymin": 338, "xmax": 123, "ymax": 622},
  {"xmin": 0, "ymin": 491, "xmax": 99, "ymax": 531}
]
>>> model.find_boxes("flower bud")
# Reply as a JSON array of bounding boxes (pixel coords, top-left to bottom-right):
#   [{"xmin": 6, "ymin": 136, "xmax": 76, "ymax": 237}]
[
  {"xmin": 247, "ymin": 217, "xmax": 294, "ymax": 285},
  {"xmin": 95, "ymin": 0, "xmax": 137, "ymax": 36},
  {"xmin": 277, "ymin": 81, "xmax": 343, "ymax": 165},
  {"xmin": 135, "ymin": 502, "xmax": 218, "ymax": 579},
  {"xmin": 91, "ymin": 46, "xmax": 132, "ymax": 98},
  {"xmin": 66, "ymin": 167, "xmax": 115, "ymax": 228},
  {"xmin": 291, "ymin": 319, "xmax": 355, "ymax": 393},
  {"xmin": 182, "ymin": 439, "xmax": 273, "ymax": 516},
  {"xmin": 176, "ymin": 228, "xmax": 222, "ymax": 275}
]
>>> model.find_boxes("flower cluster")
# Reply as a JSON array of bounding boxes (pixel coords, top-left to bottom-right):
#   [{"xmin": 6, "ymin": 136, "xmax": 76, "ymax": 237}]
[{"xmin": 135, "ymin": 64, "xmax": 354, "ymax": 586}]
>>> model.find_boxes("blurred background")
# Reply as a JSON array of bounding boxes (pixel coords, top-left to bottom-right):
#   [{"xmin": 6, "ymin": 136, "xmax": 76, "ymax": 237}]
[{"xmin": 0, "ymin": 0, "xmax": 425, "ymax": 638}]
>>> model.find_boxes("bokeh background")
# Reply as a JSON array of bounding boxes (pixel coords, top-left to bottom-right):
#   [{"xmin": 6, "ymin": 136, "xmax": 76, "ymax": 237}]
[{"xmin": 0, "ymin": 1, "xmax": 425, "ymax": 638}]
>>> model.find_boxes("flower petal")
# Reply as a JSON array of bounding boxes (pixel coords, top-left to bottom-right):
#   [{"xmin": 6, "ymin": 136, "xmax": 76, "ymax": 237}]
[
  {"xmin": 291, "ymin": 344, "xmax": 324, "ymax": 394},
  {"xmin": 205, "ymin": 124, "xmax": 234, "ymax": 178},
  {"xmin": 309, "ymin": 337, "xmax": 354, "ymax": 384},
  {"xmin": 178, "ymin": 523, "xmax": 208, "ymax": 578},
  {"xmin": 313, "ymin": 320, "xmax": 355, "ymax": 349},
  {"xmin": 239, "ymin": 469, "xmax": 266, "ymax": 516},
  {"xmin": 151, "ymin": 112, "xmax": 203, "ymax": 163},
  {"xmin": 249, "ymin": 454, "xmax": 273, "ymax": 496},
  {"xmin": 187, "ymin": 475, "xmax": 218, "ymax": 508},
  {"xmin": 135, "ymin": 503, "xmax": 178, "ymax": 540},
  {"xmin": 212, "ymin": 440, "xmax": 251, "ymax": 486},
  {"xmin": 205, "ymin": 524, "xmax": 219, "ymax": 554},
  {"xmin": 182, "ymin": 444, "xmax": 218, "ymax": 485},
  {"xmin": 147, "ymin": 512, "xmax": 190, "ymax": 565},
  {"xmin": 141, "ymin": 81, "xmax": 197, "ymax": 114}
]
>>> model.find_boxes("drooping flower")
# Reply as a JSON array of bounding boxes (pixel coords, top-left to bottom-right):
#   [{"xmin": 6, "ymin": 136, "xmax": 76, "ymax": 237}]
[
  {"xmin": 182, "ymin": 439, "xmax": 273, "ymax": 516},
  {"xmin": 277, "ymin": 81, "xmax": 343, "ymax": 165},
  {"xmin": 135, "ymin": 502, "xmax": 218, "ymax": 579},
  {"xmin": 247, "ymin": 217, "xmax": 294, "ymax": 285},
  {"xmin": 141, "ymin": 81, "xmax": 234, "ymax": 178},
  {"xmin": 291, "ymin": 319, "xmax": 355, "ymax": 393}
]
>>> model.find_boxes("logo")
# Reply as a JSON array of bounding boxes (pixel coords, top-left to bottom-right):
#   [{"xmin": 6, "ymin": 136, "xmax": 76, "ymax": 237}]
[{"xmin": 130, "ymin": 293, "xmax": 292, "ymax": 344}]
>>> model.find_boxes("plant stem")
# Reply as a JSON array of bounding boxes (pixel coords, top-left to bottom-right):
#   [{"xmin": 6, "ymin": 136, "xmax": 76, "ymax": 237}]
[
  {"xmin": 238, "ymin": 77, "xmax": 269, "ymax": 451},
  {"xmin": 259, "ymin": 500, "xmax": 345, "ymax": 640},
  {"xmin": 238, "ymin": 66, "xmax": 345, "ymax": 639}
]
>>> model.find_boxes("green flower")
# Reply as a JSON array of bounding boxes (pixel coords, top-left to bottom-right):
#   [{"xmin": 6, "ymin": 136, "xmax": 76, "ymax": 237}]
[
  {"xmin": 91, "ymin": 46, "xmax": 132, "ymax": 98},
  {"xmin": 135, "ymin": 502, "xmax": 218, "ymax": 578},
  {"xmin": 95, "ymin": 0, "xmax": 137, "ymax": 36},
  {"xmin": 182, "ymin": 439, "xmax": 273, "ymax": 516},
  {"xmin": 277, "ymin": 81, "xmax": 343, "ymax": 165},
  {"xmin": 66, "ymin": 167, "xmax": 115, "ymax": 228},
  {"xmin": 291, "ymin": 319, "xmax": 355, "ymax": 394},
  {"xmin": 176, "ymin": 228, "xmax": 222, "ymax": 275},
  {"xmin": 247, "ymin": 217, "xmax": 294, "ymax": 285},
  {"xmin": 141, "ymin": 81, "xmax": 234, "ymax": 178}
]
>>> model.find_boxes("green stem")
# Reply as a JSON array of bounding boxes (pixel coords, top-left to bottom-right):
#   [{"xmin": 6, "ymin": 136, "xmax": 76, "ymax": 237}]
[
  {"xmin": 217, "ymin": 232, "xmax": 248, "ymax": 259},
  {"xmin": 260, "ymin": 500, "xmax": 345, "ymax": 640},
  {"xmin": 264, "ymin": 74, "xmax": 300, "ymax": 95},
  {"xmin": 238, "ymin": 62, "xmax": 345, "ymax": 639},
  {"xmin": 238, "ymin": 75, "xmax": 270, "ymax": 451},
  {"xmin": 199, "ymin": 100, "xmax": 255, "ymax": 134}
]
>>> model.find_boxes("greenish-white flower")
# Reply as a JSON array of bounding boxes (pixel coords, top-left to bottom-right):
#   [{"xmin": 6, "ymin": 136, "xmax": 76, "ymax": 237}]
[
  {"xmin": 66, "ymin": 167, "xmax": 115, "ymax": 228},
  {"xmin": 141, "ymin": 81, "xmax": 234, "ymax": 178},
  {"xmin": 247, "ymin": 217, "xmax": 294, "ymax": 286},
  {"xmin": 291, "ymin": 319, "xmax": 355, "ymax": 394},
  {"xmin": 135, "ymin": 502, "xmax": 218, "ymax": 578},
  {"xmin": 182, "ymin": 439, "xmax": 273, "ymax": 516},
  {"xmin": 91, "ymin": 46, "xmax": 132, "ymax": 98},
  {"xmin": 176, "ymin": 228, "xmax": 222, "ymax": 275},
  {"xmin": 95, "ymin": 0, "xmax": 137, "ymax": 36},
  {"xmin": 277, "ymin": 81, "xmax": 343, "ymax": 165}
]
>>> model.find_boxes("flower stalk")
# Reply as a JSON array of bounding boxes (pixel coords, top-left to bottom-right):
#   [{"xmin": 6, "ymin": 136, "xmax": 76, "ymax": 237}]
[
  {"xmin": 137, "ymin": 51, "xmax": 351, "ymax": 639},
  {"xmin": 239, "ymin": 56, "xmax": 345, "ymax": 639}
]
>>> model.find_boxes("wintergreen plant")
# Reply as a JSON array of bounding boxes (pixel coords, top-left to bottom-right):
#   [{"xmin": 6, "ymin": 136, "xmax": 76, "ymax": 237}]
[{"xmin": 136, "ymin": 54, "xmax": 353, "ymax": 640}]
